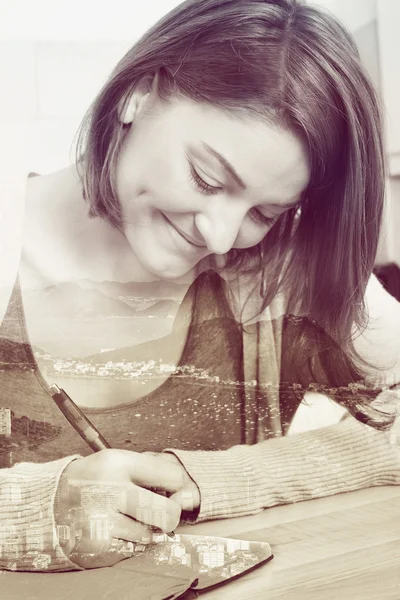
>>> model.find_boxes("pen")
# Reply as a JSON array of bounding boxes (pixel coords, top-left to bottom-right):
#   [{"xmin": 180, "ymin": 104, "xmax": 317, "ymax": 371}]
[
  {"xmin": 49, "ymin": 384, "xmax": 111, "ymax": 451},
  {"xmin": 49, "ymin": 384, "xmax": 176, "ymax": 539}
]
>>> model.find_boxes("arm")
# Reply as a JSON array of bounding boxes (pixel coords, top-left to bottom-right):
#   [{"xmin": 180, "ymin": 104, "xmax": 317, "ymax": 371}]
[
  {"xmin": 164, "ymin": 273, "xmax": 400, "ymax": 522},
  {"xmin": 0, "ymin": 450, "xmax": 184, "ymax": 572},
  {"xmin": 166, "ymin": 414, "xmax": 400, "ymax": 522},
  {"xmin": 0, "ymin": 178, "xmax": 86, "ymax": 571},
  {"xmin": 0, "ymin": 456, "xmax": 85, "ymax": 572}
]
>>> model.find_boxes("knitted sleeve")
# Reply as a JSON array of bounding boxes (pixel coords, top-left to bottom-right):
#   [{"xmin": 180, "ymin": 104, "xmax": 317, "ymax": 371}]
[
  {"xmin": 0, "ymin": 456, "xmax": 84, "ymax": 572},
  {"xmin": 166, "ymin": 404, "xmax": 400, "ymax": 522}
]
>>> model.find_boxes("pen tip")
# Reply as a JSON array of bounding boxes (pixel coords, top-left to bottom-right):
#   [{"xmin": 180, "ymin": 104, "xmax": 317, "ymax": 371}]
[{"xmin": 49, "ymin": 384, "xmax": 61, "ymax": 395}]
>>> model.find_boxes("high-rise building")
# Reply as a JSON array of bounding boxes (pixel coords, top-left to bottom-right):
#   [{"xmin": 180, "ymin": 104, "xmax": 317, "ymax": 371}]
[
  {"xmin": 72, "ymin": 506, "xmax": 85, "ymax": 529},
  {"xmin": 199, "ymin": 550, "xmax": 225, "ymax": 568},
  {"xmin": 81, "ymin": 483, "xmax": 127, "ymax": 514},
  {"xmin": 89, "ymin": 513, "xmax": 110, "ymax": 541},
  {"xmin": 56, "ymin": 525, "xmax": 71, "ymax": 544},
  {"xmin": 54, "ymin": 475, "xmax": 69, "ymax": 517},
  {"xmin": 26, "ymin": 523, "xmax": 45, "ymax": 552},
  {"xmin": 0, "ymin": 408, "xmax": 12, "ymax": 436},
  {"xmin": 136, "ymin": 489, "xmax": 167, "ymax": 530},
  {"xmin": 0, "ymin": 524, "xmax": 23, "ymax": 560}
]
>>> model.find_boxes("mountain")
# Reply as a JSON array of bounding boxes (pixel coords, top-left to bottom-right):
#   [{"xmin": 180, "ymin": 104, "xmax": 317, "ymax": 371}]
[
  {"xmin": 85, "ymin": 271, "xmax": 245, "ymax": 377},
  {"xmin": 86, "ymin": 332, "xmax": 179, "ymax": 365},
  {"xmin": 76, "ymin": 279, "xmax": 190, "ymax": 300},
  {"xmin": 85, "ymin": 315, "xmax": 245, "ymax": 380},
  {"xmin": 23, "ymin": 282, "xmax": 137, "ymax": 319},
  {"xmin": 0, "ymin": 338, "xmax": 45, "ymax": 367},
  {"xmin": 139, "ymin": 299, "xmax": 180, "ymax": 318},
  {"xmin": 0, "ymin": 413, "xmax": 62, "ymax": 459},
  {"xmin": 172, "ymin": 269, "xmax": 239, "ymax": 332}
]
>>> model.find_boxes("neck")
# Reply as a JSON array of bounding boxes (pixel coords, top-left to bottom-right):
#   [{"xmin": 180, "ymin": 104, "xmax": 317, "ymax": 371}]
[{"xmin": 21, "ymin": 165, "xmax": 192, "ymax": 287}]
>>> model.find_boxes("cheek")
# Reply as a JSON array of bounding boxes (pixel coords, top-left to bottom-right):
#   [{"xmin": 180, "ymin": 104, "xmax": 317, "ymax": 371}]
[
  {"xmin": 145, "ymin": 167, "xmax": 199, "ymax": 214},
  {"xmin": 234, "ymin": 221, "xmax": 269, "ymax": 249}
]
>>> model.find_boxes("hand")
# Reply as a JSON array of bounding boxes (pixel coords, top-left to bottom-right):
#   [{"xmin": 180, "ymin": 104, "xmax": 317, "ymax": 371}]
[
  {"xmin": 142, "ymin": 451, "xmax": 201, "ymax": 514},
  {"xmin": 56, "ymin": 449, "xmax": 183, "ymax": 569}
]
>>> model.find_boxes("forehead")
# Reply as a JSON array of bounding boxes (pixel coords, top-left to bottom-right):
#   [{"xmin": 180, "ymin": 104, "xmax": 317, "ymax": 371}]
[{"xmin": 157, "ymin": 97, "xmax": 310, "ymax": 203}]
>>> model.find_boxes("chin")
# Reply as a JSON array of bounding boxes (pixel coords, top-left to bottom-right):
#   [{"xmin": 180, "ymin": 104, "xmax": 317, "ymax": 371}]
[
  {"xmin": 142, "ymin": 256, "xmax": 196, "ymax": 281},
  {"xmin": 157, "ymin": 264, "xmax": 194, "ymax": 280}
]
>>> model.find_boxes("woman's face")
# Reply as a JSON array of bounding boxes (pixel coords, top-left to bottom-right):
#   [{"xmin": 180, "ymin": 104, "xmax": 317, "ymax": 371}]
[{"xmin": 116, "ymin": 95, "xmax": 310, "ymax": 280}]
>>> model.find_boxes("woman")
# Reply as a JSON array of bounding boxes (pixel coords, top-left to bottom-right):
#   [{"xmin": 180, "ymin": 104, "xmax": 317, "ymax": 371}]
[{"xmin": 1, "ymin": 0, "xmax": 400, "ymax": 572}]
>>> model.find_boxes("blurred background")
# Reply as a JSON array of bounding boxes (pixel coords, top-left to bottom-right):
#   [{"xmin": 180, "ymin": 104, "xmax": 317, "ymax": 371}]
[{"xmin": 0, "ymin": 0, "xmax": 399, "ymax": 267}]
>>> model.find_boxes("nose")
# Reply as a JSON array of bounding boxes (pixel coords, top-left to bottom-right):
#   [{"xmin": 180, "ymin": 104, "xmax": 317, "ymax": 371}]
[{"xmin": 194, "ymin": 199, "xmax": 246, "ymax": 255}]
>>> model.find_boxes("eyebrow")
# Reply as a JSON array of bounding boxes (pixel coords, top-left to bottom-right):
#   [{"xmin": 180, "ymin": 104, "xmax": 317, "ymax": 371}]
[
  {"xmin": 201, "ymin": 141, "xmax": 301, "ymax": 209},
  {"xmin": 201, "ymin": 141, "xmax": 246, "ymax": 190}
]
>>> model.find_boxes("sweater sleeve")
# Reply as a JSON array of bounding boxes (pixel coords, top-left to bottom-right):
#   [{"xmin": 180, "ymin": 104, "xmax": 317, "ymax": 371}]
[
  {"xmin": 351, "ymin": 272, "xmax": 400, "ymax": 386},
  {"xmin": 164, "ymin": 273, "xmax": 400, "ymax": 523},
  {"xmin": 0, "ymin": 455, "xmax": 85, "ymax": 572},
  {"xmin": 165, "ymin": 411, "xmax": 400, "ymax": 522}
]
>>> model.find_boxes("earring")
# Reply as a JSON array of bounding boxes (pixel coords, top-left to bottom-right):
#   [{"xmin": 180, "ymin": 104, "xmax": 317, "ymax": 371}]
[{"xmin": 259, "ymin": 245, "xmax": 267, "ymax": 297}]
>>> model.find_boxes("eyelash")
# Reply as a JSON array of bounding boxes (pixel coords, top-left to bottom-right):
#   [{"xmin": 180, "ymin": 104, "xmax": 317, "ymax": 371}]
[
  {"xmin": 189, "ymin": 163, "xmax": 220, "ymax": 195},
  {"xmin": 189, "ymin": 163, "xmax": 277, "ymax": 228}
]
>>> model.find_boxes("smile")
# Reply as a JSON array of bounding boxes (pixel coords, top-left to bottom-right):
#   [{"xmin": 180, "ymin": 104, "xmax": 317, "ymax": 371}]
[{"xmin": 162, "ymin": 213, "xmax": 207, "ymax": 249}]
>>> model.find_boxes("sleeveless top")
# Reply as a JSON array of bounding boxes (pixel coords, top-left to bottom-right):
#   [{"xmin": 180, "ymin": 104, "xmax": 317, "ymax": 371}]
[{"xmin": 0, "ymin": 267, "xmax": 304, "ymax": 469}]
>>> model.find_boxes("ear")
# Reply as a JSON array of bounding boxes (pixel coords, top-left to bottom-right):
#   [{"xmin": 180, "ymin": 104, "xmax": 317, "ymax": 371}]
[{"xmin": 118, "ymin": 73, "xmax": 159, "ymax": 124}]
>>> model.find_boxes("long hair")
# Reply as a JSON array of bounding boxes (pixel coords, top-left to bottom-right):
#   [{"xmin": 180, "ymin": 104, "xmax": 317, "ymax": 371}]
[{"xmin": 75, "ymin": 0, "xmax": 392, "ymax": 428}]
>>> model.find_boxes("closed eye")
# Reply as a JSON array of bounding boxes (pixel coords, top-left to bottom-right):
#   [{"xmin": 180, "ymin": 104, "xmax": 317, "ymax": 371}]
[
  {"xmin": 188, "ymin": 162, "xmax": 221, "ymax": 195},
  {"xmin": 188, "ymin": 159, "xmax": 278, "ymax": 228},
  {"xmin": 248, "ymin": 210, "xmax": 277, "ymax": 227}
]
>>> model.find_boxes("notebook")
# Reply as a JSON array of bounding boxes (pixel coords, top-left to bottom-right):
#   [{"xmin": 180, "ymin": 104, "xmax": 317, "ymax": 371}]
[{"xmin": 1, "ymin": 534, "xmax": 273, "ymax": 600}]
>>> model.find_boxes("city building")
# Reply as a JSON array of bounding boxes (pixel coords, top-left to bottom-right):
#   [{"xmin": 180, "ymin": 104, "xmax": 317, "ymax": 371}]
[
  {"xmin": 81, "ymin": 483, "xmax": 127, "ymax": 514},
  {"xmin": 199, "ymin": 549, "xmax": 225, "ymax": 568},
  {"xmin": 0, "ymin": 408, "xmax": 12, "ymax": 435},
  {"xmin": 26, "ymin": 523, "xmax": 45, "ymax": 552},
  {"xmin": 89, "ymin": 513, "xmax": 110, "ymax": 541}
]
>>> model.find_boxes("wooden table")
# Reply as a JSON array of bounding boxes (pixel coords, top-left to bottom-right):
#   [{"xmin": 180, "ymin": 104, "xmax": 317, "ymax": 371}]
[
  {"xmin": 3, "ymin": 486, "xmax": 400, "ymax": 600},
  {"xmin": 178, "ymin": 485, "xmax": 400, "ymax": 600}
]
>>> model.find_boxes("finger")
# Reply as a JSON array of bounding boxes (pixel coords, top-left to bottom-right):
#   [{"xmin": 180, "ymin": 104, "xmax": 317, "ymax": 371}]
[
  {"xmin": 157, "ymin": 452, "xmax": 180, "ymax": 463},
  {"xmin": 119, "ymin": 484, "xmax": 181, "ymax": 532},
  {"xmin": 110, "ymin": 512, "xmax": 155, "ymax": 544},
  {"xmin": 129, "ymin": 453, "xmax": 185, "ymax": 494},
  {"xmin": 169, "ymin": 488, "xmax": 199, "ymax": 512}
]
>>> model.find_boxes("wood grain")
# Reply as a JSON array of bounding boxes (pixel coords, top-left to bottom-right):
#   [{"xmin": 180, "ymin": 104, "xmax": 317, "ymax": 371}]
[{"xmin": 177, "ymin": 486, "xmax": 400, "ymax": 599}]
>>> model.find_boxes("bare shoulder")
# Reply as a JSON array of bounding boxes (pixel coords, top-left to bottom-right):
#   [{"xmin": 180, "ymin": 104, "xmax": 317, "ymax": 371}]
[
  {"xmin": 25, "ymin": 172, "xmax": 43, "ymax": 202},
  {"xmin": 20, "ymin": 167, "xmax": 80, "ymax": 287},
  {"xmin": 25, "ymin": 168, "xmax": 68, "ymax": 210}
]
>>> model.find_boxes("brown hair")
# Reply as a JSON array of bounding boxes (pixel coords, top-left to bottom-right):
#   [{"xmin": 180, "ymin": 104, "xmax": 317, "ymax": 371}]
[{"xmin": 75, "ymin": 0, "xmax": 393, "ymax": 428}]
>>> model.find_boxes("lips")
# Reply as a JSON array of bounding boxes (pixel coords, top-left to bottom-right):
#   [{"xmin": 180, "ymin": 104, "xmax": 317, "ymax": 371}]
[{"xmin": 163, "ymin": 214, "xmax": 206, "ymax": 248}]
